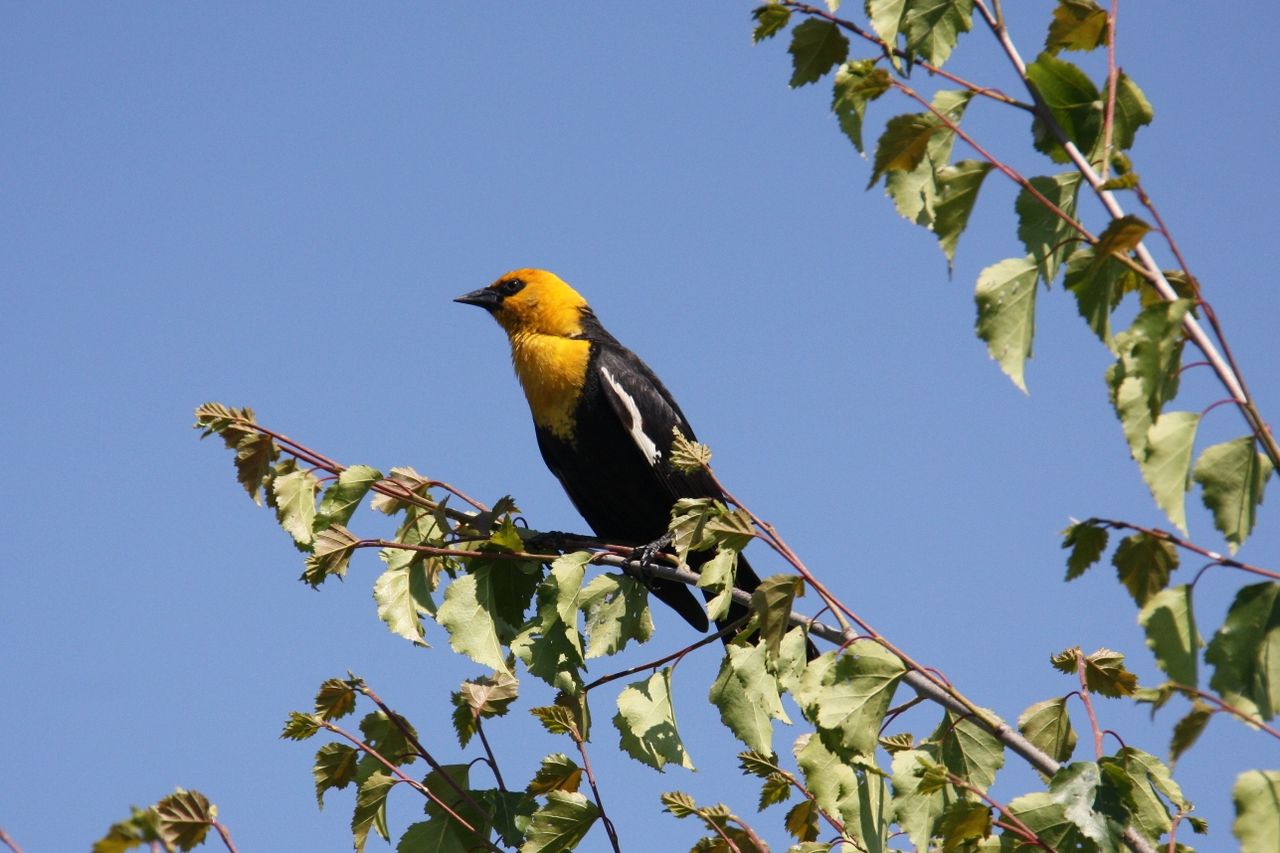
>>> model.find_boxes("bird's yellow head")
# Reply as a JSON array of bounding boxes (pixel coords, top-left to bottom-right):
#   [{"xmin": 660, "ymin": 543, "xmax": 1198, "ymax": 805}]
[{"xmin": 454, "ymin": 269, "xmax": 589, "ymax": 339}]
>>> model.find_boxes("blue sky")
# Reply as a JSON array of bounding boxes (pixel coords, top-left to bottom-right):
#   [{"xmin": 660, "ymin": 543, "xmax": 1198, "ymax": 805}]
[{"xmin": 3, "ymin": 3, "xmax": 1278, "ymax": 850}]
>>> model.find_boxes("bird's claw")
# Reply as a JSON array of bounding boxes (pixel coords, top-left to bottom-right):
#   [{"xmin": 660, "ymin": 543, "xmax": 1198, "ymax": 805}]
[{"xmin": 626, "ymin": 532, "xmax": 674, "ymax": 588}]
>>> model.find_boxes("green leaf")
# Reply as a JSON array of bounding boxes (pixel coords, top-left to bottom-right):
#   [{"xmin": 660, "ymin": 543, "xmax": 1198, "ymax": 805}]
[
  {"xmin": 614, "ymin": 668, "xmax": 695, "ymax": 771},
  {"xmin": 759, "ymin": 774, "xmax": 793, "ymax": 810},
  {"xmin": 1084, "ymin": 648, "xmax": 1139, "ymax": 698},
  {"xmin": 1018, "ymin": 172, "xmax": 1084, "ymax": 284},
  {"xmin": 273, "ymin": 468, "xmax": 319, "ymax": 547},
  {"xmin": 1017, "ymin": 697, "xmax": 1077, "ymax": 764},
  {"xmin": 1045, "ymin": 0, "xmax": 1108, "ymax": 53},
  {"xmin": 870, "ymin": 113, "xmax": 940, "ymax": 189},
  {"xmin": 527, "ymin": 753, "xmax": 583, "ymax": 795},
  {"xmin": 450, "ymin": 672, "xmax": 518, "ymax": 748},
  {"xmin": 1112, "ymin": 531, "xmax": 1179, "ymax": 608},
  {"xmin": 832, "ymin": 59, "xmax": 892, "ymax": 154},
  {"xmin": 1098, "ymin": 747, "xmax": 1188, "ymax": 843},
  {"xmin": 314, "ymin": 677, "xmax": 358, "ymax": 720},
  {"xmin": 93, "ymin": 806, "xmax": 162, "ymax": 853},
  {"xmin": 1169, "ymin": 702, "xmax": 1212, "ymax": 765},
  {"xmin": 788, "ymin": 19, "xmax": 848, "ymax": 88},
  {"xmin": 1233, "ymin": 770, "xmax": 1280, "ymax": 852},
  {"xmin": 669, "ymin": 428, "xmax": 712, "ymax": 472},
  {"xmin": 751, "ymin": 574, "xmax": 806, "ymax": 660},
  {"xmin": 1207, "ymin": 582, "xmax": 1280, "ymax": 720},
  {"xmin": 1026, "ymin": 52, "xmax": 1102, "ymax": 164},
  {"xmin": 1111, "ymin": 72, "xmax": 1155, "ymax": 153},
  {"xmin": 797, "ymin": 643, "xmax": 905, "ymax": 760},
  {"xmin": 438, "ymin": 572, "xmax": 512, "ymax": 674},
  {"xmin": 1137, "ymin": 411, "xmax": 1200, "ymax": 536},
  {"xmin": 1107, "ymin": 299, "xmax": 1191, "ymax": 460},
  {"xmin": 710, "ymin": 642, "xmax": 791, "ymax": 753},
  {"xmin": 1050, "ymin": 762, "xmax": 1125, "ymax": 849},
  {"xmin": 794, "ymin": 733, "xmax": 890, "ymax": 852},
  {"xmin": 880, "ymin": 90, "xmax": 974, "ymax": 219},
  {"xmin": 974, "ymin": 255, "xmax": 1039, "ymax": 393},
  {"xmin": 315, "ymin": 465, "xmax": 381, "ymax": 532},
  {"xmin": 369, "ymin": 465, "xmax": 431, "ymax": 514},
  {"xmin": 1194, "ymin": 436, "xmax": 1275, "ymax": 553},
  {"xmin": 934, "ymin": 160, "xmax": 993, "ymax": 269},
  {"xmin": 938, "ymin": 799, "xmax": 992, "ymax": 851},
  {"xmin": 476, "ymin": 789, "xmax": 534, "ymax": 848},
  {"xmin": 530, "ymin": 704, "xmax": 580, "ymax": 738},
  {"xmin": 669, "ymin": 498, "xmax": 724, "ymax": 564},
  {"xmin": 152, "ymin": 789, "xmax": 216, "ymax": 852},
  {"xmin": 511, "ymin": 552, "xmax": 588, "ymax": 692},
  {"xmin": 405, "ymin": 766, "xmax": 492, "ymax": 852},
  {"xmin": 580, "ymin": 572, "xmax": 653, "ymax": 658},
  {"xmin": 1062, "ymin": 520, "xmax": 1109, "ymax": 581},
  {"xmin": 889, "ymin": 750, "xmax": 952, "ymax": 851},
  {"xmin": 1093, "ymin": 214, "xmax": 1151, "ymax": 266},
  {"xmin": 359, "ymin": 709, "xmax": 419, "ymax": 770},
  {"xmin": 523, "ymin": 791, "xmax": 599, "ymax": 853},
  {"xmin": 900, "ymin": 0, "xmax": 974, "ymax": 66},
  {"xmin": 1138, "ymin": 585, "xmax": 1201, "ymax": 687},
  {"xmin": 352, "ymin": 772, "xmax": 396, "ymax": 853},
  {"xmin": 785, "ymin": 798, "xmax": 822, "ymax": 842},
  {"xmin": 1064, "ymin": 246, "xmax": 1140, "ymax": 347},
  {"xmin": 930, "ymin": 708, "xmax": 1005, "ymax": 792},
  {"xmin": 751, "ymin": 4, "xmax": 791, "ymax": 43},
  {"xmin": 865, "ymin": 0, "xmax": 908, "ymax": 68},
  {"xmin": 281, "ymin": 711, "xmax": 322, "ymax": 741},
  {"xmin": 696, "ymin": 548, "xmax": 739, "ymax": 623},
  {"xmin": 301, "ymin": 524, "xmax": 359, "ymax": 587},
  {"xmin": 373, "ymin": 556, "xmax": 434, "ymax": 646},
  {"xmin": 313, "ymin": 742, "xmax": 359, "ymax": 808}
]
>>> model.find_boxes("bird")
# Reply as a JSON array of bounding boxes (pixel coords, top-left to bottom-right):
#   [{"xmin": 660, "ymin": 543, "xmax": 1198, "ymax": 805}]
[{"xmin": 455, "ymin": 268, "xmax": 763, "ymax": 640}]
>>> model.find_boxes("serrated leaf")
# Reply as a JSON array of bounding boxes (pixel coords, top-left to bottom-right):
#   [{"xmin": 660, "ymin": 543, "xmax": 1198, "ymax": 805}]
[
  {"xmin": 1084, "ymin": 648, "xmax": 1139, "ymax": 697},
  {"xmin": 614, "ymin": 668, "xmax": 695, "ymax": 771},
  {"xmin": 438, "ymin": 572, "xmax": 513, "ymax": 674},
  {"xmin": 934, "ymin": 160, "xmax": 993, "ymax": 269},
  {"xmin": 697, "ymin": 548, "xmax": 739, "ymax": 623},
  {"xmin": 710, "ymin": 643, "xmax": 791, "ymax": 754},
  {"xmin": 1026, "ymin": 52, "xmax": 1102, "ymax": 164},
  {"xmin": 785, "ymin": 798, "xmax": 821, "ymax": 842},
  {"xmin": 788, "ymin": 19, "xmax": 848, "ymax": 88},
  {"xmin": 232, "ymin": 431, "xmax": 279, "ymax": 507},
  {"xmin": 794, "ymin": 733, "xmax": 889, "ymax": 852},
  {"xmin": 359, "ymin": 709, "xmax": 419, "ymax": 768},
  {"xmin": 315, "ymin": 678, "xmax": 358, "ymax": 720},
  {"xmin": 374, "ymin": 558, "xmax": 433, "ymax": 646},
  {"xmin": 1113, "ymin": 532, "xmax": 1179, "ymax": 607},
  {"xmin": 889, "ymin": 750, "xmax": 952, "ymax": 851},
  {"xmin": 1093, "ymin": 214, "xmax": 1151, "ymax": 267},
  {"xmin": 313, "ymin": 742, "xmax": 359, "ymax": 808},
  {"xmin": 1062, "ymin": 520, "xmax": 1109, "ymax": 581},
  {"xmin": 739, "ymin": 750, "xmax": 781, "ymax": 779},
  {"xmin": 870, "ymin": 113, "xmax": 940, "ymax": 189},
  {"xmin": 878, "ymin": 91, "xmax": 974, "ymax": 229},
  {"xmin": 93, "ymin": 806, "xmax": 162, "ymax": 853},
  {"xmin": 1047, "ymin": 762, "xmax": 1125, "ymax": 849},
  {"xmin": 530, "ymin": 704, "xmax": 579, "ymax": 738},
  {"xmin": 1018, "ymin": 697, "xmax": 1077, "ymax": 764},
  {"xmin": 523, "ymin": 791, "xmax": 599, "ymax": 853},
  {"xmin": 759, "ymin": 774, "xmax": 793, "ymax": 810},
  {"xmin": 1046, "ymin": 0, "xmax": 1108, "ymax": 53},
  {"xmin": 670, "ymin": 428, "xmax": 712, "ymax": 472},
  {"xmin": 273, "ymin": 468, "xmax": 319, "ymax": 547},
  {"xmin": 370, "ymin": 465, "xmax": 431, "ymax": 514},
  {"xmin": 931, "ymin": 708, "xmax": 1005, "ymax": 792},
  {"xmin": 1018, "ymin": 172, "xmax": 1084, "ymax": 285},
  {"xmin": 302, "ymin": 524, "xmax": 359, "ymax": 587},
  {"xmin": 900, "ymin": 0, "xmax": 974, "ymax": 66},
  {"xmin": 528, "ymin": 753, "xmax": 582, "ymax": 795},
  {"xmin": 1065, "ymin": 246, "xmax": 1140, "ymax": 347},
  {"xmin": 1170, "ymin": 702, "xmax": 1212, "ymax": 765},
  {"xmin": 669, "ymin": 498, "xmax": 724, "ymax": 564},
  {"xmin": 1194, "ymin": 436, "xmax": 1274, "ymax": 553},
  {"xmin": 512, "ymin": 552, "xmax": 588, "ymax": 692},
  {"xmin": 975, "ymin": 255, "xmax": 1039, "ymax": 392},
  {"xmin": 352, "ymin": 772, "xmax": 396, "ymax": 853},
  {"xmin": 751, "ymin": 574, "xmax": 806, "ymax": 660},
  {"xmin": 832, "ymin": 59, "xmax": 891, "ymax": 154},
  {"xmin": 580, "ymin": 572, "xmax": 653, "ymax": 658},
  {"xmin": 1206, "ymin": 582, "xmax": 1280, "ymax": 721},
  {"xmin": 315, "ymin": 465, "xmax": 382, "ymax": 532},
  {"xmin": 751, "ymin": 4, "xmax": 791, "ymax": 43},
  {"xmin": 1111, "ymin": 72, "xmax": 1154, "ymax": 153},
  {"xmin": 1138, "ymin": 585, "xmax": 1201, "ymax": 687},
  {"xmin": 1233, "ymin": 770, "xmax": 1280, "ymax": 852},
  {"xmin": 939, "ymin": 799, "xmax": 992, "ymax": 851},
  {"xmin": 1138, "ymin": 411, "xmax": 1200, "ymax": 535},
  {"xmin": 1108, "ymin": 300, "xmax": 1191, "ymax": 460},
  {"xmin": 152, "ymin": 789, "xmax": 216, "ymax": 852},
  {"xmin": 797, "ymin": 644, "xmax": 905, "ymax": 760},
  {"xmin": 866, "ymin": 0, "xmax": 907, "ymax": 67},
  {"xmin": 1098, "ymin": 747, "xmax": 1187, "ymax": 843},
  {"xmin": 282, "ymin": 711, "xmax": 322, "ymax": 741}
]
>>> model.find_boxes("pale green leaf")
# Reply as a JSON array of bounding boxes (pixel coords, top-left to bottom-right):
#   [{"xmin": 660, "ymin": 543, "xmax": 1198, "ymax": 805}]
[
  {"xmin": 794, "ymin": 733, "xmax": 889, "ymax": 852},
  {"xmin": 580, "ymin": 572, "xmax": 653, "ymax": 658},
  {"xmin": 1193, "ymin": 436, "xmax": 1274, "ymax": 553},
  {"xmin": 975, "ymin": 255, "xmax": 1039, "ymax": 392},
  {"xmin": 889, "ymin": 750, "xmax": 952, "ymax": 851},
  {"xmin": 900, "ymin": 0, "xmax": 974, "ymax": 66},
  {"xmin": 832, "ymin": 59, "xmax": 892, "ymax": 154},
  {"xmin": 1138, "ymin": 411, "xmax": 1200, "ymax": 536},
  {"xmin": 527, "ymin": 753, "xmax": 582, "ymax": 795},
  {"xmin": 352, "ymin": 772, "xmax": 396, "ymax": 853},
  {"xmin": 1233, "ymin": 770, "xmax": 1280, "ymax": 852},
  {"xmin": 934, "ymin": 159, "xmax": 993, "ymax": 269},
  {"xmin": 1138, "ymin": 585, "xmax": 1201, "ymax": 687},
  {"xmin": 1017, "ymin": 697, "xmax": 1077, "ymax": 765},
  {"xmin": 797, "ymin": 643, "xmax": 905, "ymax": 760},
  {"xmin": 930, "ymin": 708, "xmax": 1004, "ymax": 792},
  {"xmin": 523, "ymin": 791, "xmax": 599, "ymax": 853},
  {"xmin": 710, "ymin": 643, "xmax": 791, "ymax": 754},
  {"xmin": 614, "ymin": 669, "xmax": 695, "ymax": 771},
  {"xmin": 315, "ymin": 465, "xmax": 381, "ymax": 532},
  {"xmin": 273, "ymin": 468, "xmax": 319, "ymax": 547}
]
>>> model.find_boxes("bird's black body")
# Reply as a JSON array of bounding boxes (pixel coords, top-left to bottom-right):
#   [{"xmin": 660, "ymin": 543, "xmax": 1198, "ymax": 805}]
[{"xmin": 534, "ymin": 315, "xmax": 762, "ymax": 633}]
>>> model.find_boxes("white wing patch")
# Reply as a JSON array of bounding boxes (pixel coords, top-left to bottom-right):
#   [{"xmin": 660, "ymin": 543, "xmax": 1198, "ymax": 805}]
[{"xmin": 600, "ymin": 365, "xmax": 661, "ymax": 463}]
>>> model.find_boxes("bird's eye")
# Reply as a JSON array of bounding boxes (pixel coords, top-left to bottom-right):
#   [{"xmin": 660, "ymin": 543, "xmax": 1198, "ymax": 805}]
[{"xmin": 498, "ymin": 278, "xmax": 526, "ymax": 296}]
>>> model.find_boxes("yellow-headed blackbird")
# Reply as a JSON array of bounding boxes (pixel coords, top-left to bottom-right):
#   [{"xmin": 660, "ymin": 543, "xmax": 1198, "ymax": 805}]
[{"xmin": 456, "ymin": 268, "xmax": 761, "ymax": 637}]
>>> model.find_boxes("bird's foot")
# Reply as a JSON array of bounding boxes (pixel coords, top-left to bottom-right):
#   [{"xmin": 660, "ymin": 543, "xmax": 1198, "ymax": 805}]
[{"xmin": 625, "ymin": 532, "xmax": 674, "ymax": 587}]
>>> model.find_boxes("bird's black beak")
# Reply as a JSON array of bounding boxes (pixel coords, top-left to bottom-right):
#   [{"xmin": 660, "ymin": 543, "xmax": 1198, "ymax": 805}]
[{"xmin": 454, "ymin": 287, "xmax": 502, "ymax": 312}]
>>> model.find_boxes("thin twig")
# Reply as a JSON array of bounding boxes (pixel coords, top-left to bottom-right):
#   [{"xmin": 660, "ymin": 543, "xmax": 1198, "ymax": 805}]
[
  {"xmin": 475, "ymin": 719, "xmax": 508, "ymax": 792},
  {"xmin": 1099, "ymin": 0, "xmax": 1120, "ymax": 179},
  {"xmin": 1171, "ymin": 684, "xmax": 1280, "ymax": 740},
  {"xmin": 583, "ymin": 620, "xmax": 742, "ymax": 693},
  {"xmin": 572, "ymin": 729, "xmax": 622, "ymax": 853},
  {"xmin": 0, "ymin": 828, "xmax": 23, "ymax": 853},
  {"xmin": 948, "ymin": 774, "xmax": 1049, "ymax": 849},
  {"xmin": 1088, "ymin": 518, "xmax": 1280, "ymax": 581},
  {"xmin": 210, "ymin": 820, "xmax": 239, "ymax": 853},
  {"xmin": 1074, "ymin": 652, "xmax": 1105, "ymax": 759}
]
